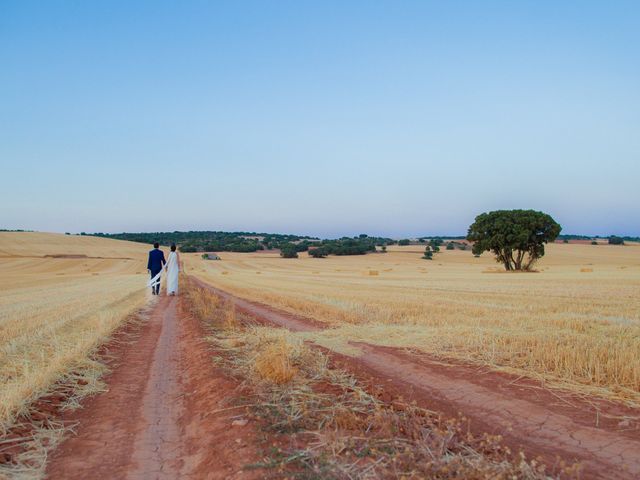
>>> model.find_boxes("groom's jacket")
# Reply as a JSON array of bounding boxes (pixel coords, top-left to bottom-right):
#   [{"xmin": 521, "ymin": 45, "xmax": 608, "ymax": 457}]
[{"xmin": 147, "ymin": 248, "xmax": 166, "ymax": 272}]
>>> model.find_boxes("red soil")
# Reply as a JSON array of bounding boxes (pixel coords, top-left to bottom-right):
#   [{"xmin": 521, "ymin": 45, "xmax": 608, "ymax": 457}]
[
  {"xmin": 45, "ymin": 296, "xmax": 262, "ymax": 480},
  {"xmin": 191, "ymin": 276, "xmax": 640, "ymax": 480}
]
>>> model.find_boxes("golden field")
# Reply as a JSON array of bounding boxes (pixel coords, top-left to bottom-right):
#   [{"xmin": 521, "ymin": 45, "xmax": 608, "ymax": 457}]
[
  {"xmin": 0, "ymin": 232, "xmax": 150, "ymax": 430},
  {"xmin": 185, "ymin": 243, "xmax": 640, "ymax": 405}
]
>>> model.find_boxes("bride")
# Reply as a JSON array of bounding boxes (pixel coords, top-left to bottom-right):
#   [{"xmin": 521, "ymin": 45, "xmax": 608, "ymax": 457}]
[{"xmin": 166, "ymin": 243, "xmax": 180, "ymax": 295}]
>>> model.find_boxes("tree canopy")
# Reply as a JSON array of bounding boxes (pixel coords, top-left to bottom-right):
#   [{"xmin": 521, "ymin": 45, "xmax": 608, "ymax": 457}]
[
  {"xmin": 467, "ymin": 210, "xmax": 561, "ymax": 271},
  {"xmin": 308, "ymin": 247, "xmax": 328, "ymax": 258},
  {"xmin": 280, "ymin": 245, "xmax": 299, "ymax": 258},
  {"xmin": 608, "ymin": 236, "xmax": 625, "ymax": 245}
]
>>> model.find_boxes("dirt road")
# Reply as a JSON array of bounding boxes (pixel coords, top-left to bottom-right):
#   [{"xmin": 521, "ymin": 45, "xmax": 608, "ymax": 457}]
[
  {"xmin": 192, "ymin": 277, "xmax": 640, "ymax": 480},
  {"xmin": 42, "ymin": 279, "xmax": 640, "ymax": 479},
  {"xmin": 46, "ymin": 296, "xmax": 259, "ymax": 480}
]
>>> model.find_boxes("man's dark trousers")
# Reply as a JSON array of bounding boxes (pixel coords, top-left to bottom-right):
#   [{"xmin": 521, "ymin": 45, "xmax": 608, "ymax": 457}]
[{"xmin": 150, "ymin": 268, "xmax": 162, "ymax": 294}]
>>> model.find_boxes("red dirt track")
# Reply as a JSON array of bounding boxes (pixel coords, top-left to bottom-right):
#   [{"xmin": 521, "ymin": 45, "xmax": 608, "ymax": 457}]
[
  {"xmin": 192, "ymin": 276, "xmax": 640, "ymax": 480},
  {"xmin": 42, "ymin": 279, "xmax": 640, "ymax": 479},
  {"xmin": 46, "ymin": 296, "xmax": 260, "ymax": 480}
]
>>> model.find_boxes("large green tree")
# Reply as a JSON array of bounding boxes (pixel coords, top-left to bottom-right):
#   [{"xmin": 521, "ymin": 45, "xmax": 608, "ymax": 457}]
[{"xmin": 467, "ymin": 210, "xmax": 561, "ymax": 271}]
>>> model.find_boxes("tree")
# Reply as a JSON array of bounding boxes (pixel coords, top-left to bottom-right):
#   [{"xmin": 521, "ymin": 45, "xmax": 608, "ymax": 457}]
[
  {"xmin": 422, "ymin": 247, "xmax": 433, "ymax": 260},
  {"xmin": 467, "ymin": 209, "xmax": 561, "ymax": 271},
  {"xmin": 280, "ymin": 242, "xmax": 299, "ymax": 258},
  {"xmin": 308, "ymin": 247, "xmax": 327, "ymax": 258},
  {"xmin": 280, "ymin": 246, "xmax": 298, "ymax": 258},
  {"xmin": 608, "ymin": 236, "xmax": 625, "ymax": 245},
  {"xmin": 398, "ymin": 239, "xmax": 410, "ymax": 246},
  {"xmin": 381, "ymin": 245, "xmax": 387, "ymax": 253}
]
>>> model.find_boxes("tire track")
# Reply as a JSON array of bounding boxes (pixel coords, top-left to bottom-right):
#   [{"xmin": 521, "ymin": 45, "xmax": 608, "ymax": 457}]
[{"xmin": 191, "ymin": 275, "xmax": 640, "ymax": 479}]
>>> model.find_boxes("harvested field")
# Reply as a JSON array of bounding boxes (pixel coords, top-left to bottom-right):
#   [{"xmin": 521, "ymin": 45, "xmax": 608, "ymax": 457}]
[
  {"xmin": 0, "ymin": 232, "xmax": 149, "ymax": 436},
  {"xmin": 2, "ymin": 233, "xmax": 639, "ymax": 479},
  {"xmin": 182, "ymin": 280, "xmax": 567, "ymax": 479},
  {"xmin": 184, "ymin": 243, "xmax": 640, "ymax": 405},
  {"xmin": 190, "ymin": 276, "xmax": 640, "ymax": 479}
]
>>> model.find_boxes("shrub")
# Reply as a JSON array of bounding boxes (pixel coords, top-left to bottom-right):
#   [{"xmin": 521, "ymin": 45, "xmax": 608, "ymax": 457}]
[
  {"xmin": 398, "ymin": 239, "xmax": 411, "ymax": 246},
  {"xmin": 608, "ymin": 236, "xmax": 625, "ymax": 245},
  {"xmin": 446, "ymin": 242, "xmax": 455, "ymax": 250},
  {"xmin": 591, "ymin": 241, "xmax": 598, "ymax": 245}
]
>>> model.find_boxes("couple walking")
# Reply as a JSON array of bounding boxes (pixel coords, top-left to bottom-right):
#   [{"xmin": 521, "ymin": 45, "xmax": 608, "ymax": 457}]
[{"xmin": 147, "ymin": 242, "xmax": 180, "ymax": 295}]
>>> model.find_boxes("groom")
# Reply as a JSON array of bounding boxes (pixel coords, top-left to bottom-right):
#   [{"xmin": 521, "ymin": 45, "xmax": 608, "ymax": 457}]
[{"xmin": 147, "ymin": 242, "xmax": 166, "ymax": 295}]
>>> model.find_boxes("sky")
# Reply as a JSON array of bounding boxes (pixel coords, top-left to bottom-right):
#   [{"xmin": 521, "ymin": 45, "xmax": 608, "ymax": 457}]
[{"xmin": 1, "ymin": 1, "xmax": 639, "ymax": 238}]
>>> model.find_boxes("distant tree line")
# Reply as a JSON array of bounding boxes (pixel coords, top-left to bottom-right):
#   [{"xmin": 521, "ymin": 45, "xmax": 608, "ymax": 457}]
[
  {"xmin": 91, "ymin": 231, "xmax": 395, "ymax": 257},
  {"xmin": 92, "ymin": 231, "xmax": 318, "ymax": 253},
  {"xmin": 558, "ymin": 234, "xmax": 638, "ymax": 243},
  {"xmin": 89, "ymin": 228, "xmax": 636, "ymax": 262}
]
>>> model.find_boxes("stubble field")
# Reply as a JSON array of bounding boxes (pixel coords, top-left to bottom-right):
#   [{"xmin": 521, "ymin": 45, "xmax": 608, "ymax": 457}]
[
  {"xmin": 0, "ymin": 232, "xmax": 149, "ymax": 432},
  {"xmin": 185, "ymin": 242, "xmax": 640, "ymax": 405}
]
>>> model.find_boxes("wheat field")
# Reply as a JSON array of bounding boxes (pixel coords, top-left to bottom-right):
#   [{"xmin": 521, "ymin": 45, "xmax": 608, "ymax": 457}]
[
  {"xmin": 0, "ymin": 232, "xmax": 150, "ymax": 431},
  {"xmin": 185, "ymin": 243, "xmax": 640, "ymax": 405}
]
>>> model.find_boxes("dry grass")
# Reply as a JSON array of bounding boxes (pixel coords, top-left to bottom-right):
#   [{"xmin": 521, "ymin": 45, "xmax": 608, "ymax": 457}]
[
  {"xmin": 0, "ymin": 232, "xmax": 150, "ymax": 433},
  {"xmin": 184, "ymin": 279, "xmax": 571, "ymax": 479},
  {"xmin": 184, "ymin": 243, "xmax": 640, "ymax": 405},
  {"xmin": 253, "ymin": 337, "xmax": 299, "ymax": 384},
  {"xmin": 185, "ymin": 284, "xmax": 299, "ymax": 384}
]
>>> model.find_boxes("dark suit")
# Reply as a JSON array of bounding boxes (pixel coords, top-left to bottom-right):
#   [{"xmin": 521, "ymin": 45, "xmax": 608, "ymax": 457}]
[{"xmin": 147, "ymin": 248, "xmax": 166, "ymax": 294}]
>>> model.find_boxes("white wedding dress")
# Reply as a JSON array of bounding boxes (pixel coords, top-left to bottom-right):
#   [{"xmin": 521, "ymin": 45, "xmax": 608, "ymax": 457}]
[{"xmin": 166, "ymin": 251, "xmax": 179, "ymax": 295}]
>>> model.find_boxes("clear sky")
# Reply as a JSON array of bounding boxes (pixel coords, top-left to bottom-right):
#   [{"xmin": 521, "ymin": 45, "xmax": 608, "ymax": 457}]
[{"xmin": 1, "ymin": 1, "xmax": 638, "ymax": 238}]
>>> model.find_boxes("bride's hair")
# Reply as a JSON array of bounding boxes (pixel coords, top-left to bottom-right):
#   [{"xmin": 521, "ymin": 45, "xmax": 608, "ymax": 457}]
[{"xmin": 171, "ymin": 243, "xmax": 176, "ymax": 252}]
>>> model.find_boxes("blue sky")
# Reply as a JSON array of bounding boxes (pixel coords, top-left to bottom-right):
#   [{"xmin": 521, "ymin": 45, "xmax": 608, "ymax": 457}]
[{"xmin": 1, "ymin": 1, "xmax": 638, "ymax": 237}]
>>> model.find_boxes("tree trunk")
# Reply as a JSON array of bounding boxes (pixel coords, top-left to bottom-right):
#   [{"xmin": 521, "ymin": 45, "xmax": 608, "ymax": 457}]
[{"xmin": 499, "ymin": 249, "xmax": 514, "ymax": 270}]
